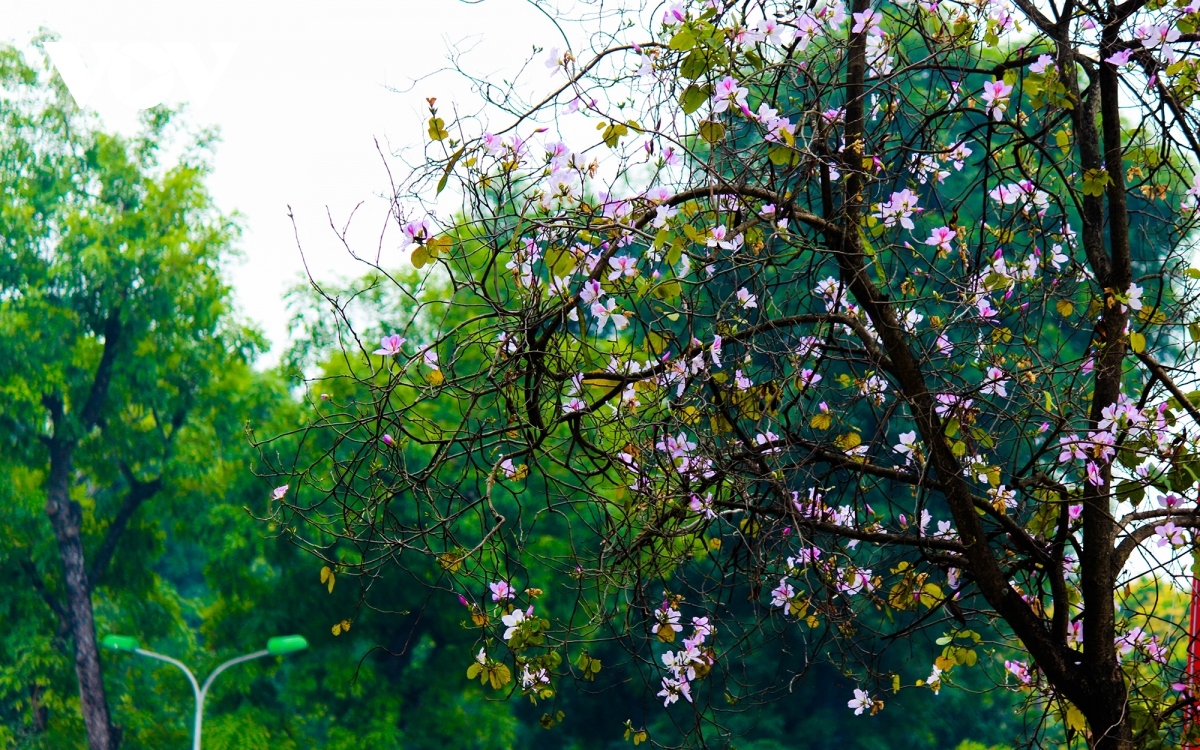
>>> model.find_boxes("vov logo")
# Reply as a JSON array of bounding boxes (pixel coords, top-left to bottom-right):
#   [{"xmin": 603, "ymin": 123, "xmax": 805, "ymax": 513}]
[{"xmin": 44, "ymin": 36, "xmax": 236, "ymax": 119}]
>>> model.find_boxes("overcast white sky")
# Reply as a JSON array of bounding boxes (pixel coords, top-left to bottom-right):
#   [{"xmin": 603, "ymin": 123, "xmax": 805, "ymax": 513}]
[{"xmin": 0, "ymin": 0, "xmax": 565, "ymax": 362}]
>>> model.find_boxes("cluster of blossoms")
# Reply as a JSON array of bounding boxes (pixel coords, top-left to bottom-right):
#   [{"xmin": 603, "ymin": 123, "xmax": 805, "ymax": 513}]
[
  {"xmin": 988, "ymin": 180, "xmax": 1050, "ymax": 216},
  {"xmin": 655, "ymin": 431, "xmax": 715, "ymax": 482},
  {"xmin": 1055, "ymin": 391, "xmax": 1173, "ymax": 488},
  {"xmin": 657, "ymin": 614, "xmax": 715, "ymax": 706},
  {"xmin": 365, "ymin": 0, "xmax": 1200, "ymax": 732}
]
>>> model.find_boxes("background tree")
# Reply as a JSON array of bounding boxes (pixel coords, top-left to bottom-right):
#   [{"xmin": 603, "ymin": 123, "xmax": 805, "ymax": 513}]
[
  {"xmin": 0, "ymin": 43, "xmax": 253, "ymax": 749},
  {"xmin": 270, "ymin": 0, "xmax": 1200, "ymax": 748}
]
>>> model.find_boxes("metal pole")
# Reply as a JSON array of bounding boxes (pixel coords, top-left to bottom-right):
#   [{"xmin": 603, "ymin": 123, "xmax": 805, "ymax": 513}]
[
  {"xmin": 193, "ymin": 651, "xmax": 270, "ymax": 750},
  {"xmin": 132, "ymin": 650, "xmax": 201, "ymax": 749},
  {"xmin": 132, "ymin": 648, "xmax": 270, "ymax": 750}
]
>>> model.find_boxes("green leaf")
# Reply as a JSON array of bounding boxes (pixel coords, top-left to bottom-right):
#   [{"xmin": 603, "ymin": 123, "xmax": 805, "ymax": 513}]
[
  {"xmin": 1081, "ymin": 168, "xmax": 1111, "ymax": 197},
  {"xmin": 768, "ymin": 145, "xmax": 796, "ymax": 166},
  {"xmin": 602, "ymin": 121, "xmax": 629, "ymax": 148},
  {"xmin": 436, "ymin": 146, "xmax": 465, "ymax": 195},
  {"xmin": 679, "ymin": 50, "xmax": 711, "ymax": 79},
  {"xmin": 680, "ymin": 84, "xmax": 711, "ymax": 114},
  {"xmin": 668, "ymin": 29, "xmax": 696, "ymax": 50},
  {"xmin": 698, "ymin": 120, "xmax": 725, "ymax": 144},
  {"xmin": 1115, "ymin": 480, "xmax": 1146, "ymax": 506},
  {"xmin": 1055, "ymin": 128, "xmax": 1072, "ymax": 154}
]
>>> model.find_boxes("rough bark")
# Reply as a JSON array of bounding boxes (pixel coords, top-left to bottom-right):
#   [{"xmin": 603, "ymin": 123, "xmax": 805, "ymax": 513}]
[{"xmin": 45, "ymin": 441, "xmax": 113, "ymax": 750}]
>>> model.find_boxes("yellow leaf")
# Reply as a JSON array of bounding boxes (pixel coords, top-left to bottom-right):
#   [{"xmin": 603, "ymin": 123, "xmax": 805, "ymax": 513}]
[
  {"xmin": 934, "ymin": 655, "xmax": 955, "ymax": 672},
  {"xmin": 810, "ymin": 412, "xmax": 832, "ymax": 430},
  {"xmin": 985, "ymin": 466, "xmax": 1001, "ymax": 487},
  {"xmin": 411, "ymin": 246, "xmax": 430, "ymax": 268},
  {"xmin": 678, "ymin": 405, "xmax": 701, "ymax": 425},
  {"xmin": 920, "ymin": 583, "xmax": 943, "ymax": 608},
  {"xmin": 707, "ymin": 537, "xmax": 721, "ymax": 551},
  {"xmin": 1065, "ymin": 703, "xmax": 1087, "ymax": 731},
  {"xmin": 1129, "ymin": 331, "xmax": 1146, "ymax": 353},
  {"xmin": 331, "ymin": 623, "xmax": 342, "ymax": 636},
  {"xmin": 489, "ymin": 662, "xmax": 512, "ymax": 689},
  {"xmin": 467, "ymin": 663, "xmax": 482, "ymax": 680},
  {"xmin": 427, "ymin": 369, "xmax": 445, "ymax": 386},
  {"xmin": 892, "ymin": 674, "xmax": 901, "ymax": 693},
  {"xmin": 426, "ymin": 235, "xmax": 451, "ymax": 257},
  {"xmin": 1056, "ymin": 300, "xmax": 1074, "ymax": 317},
  {"xmin": 427, "ymin": 116, "xmax": 449, "ymax": 141},
  {"xmin": 835, "ymin": 432, "xmax": 862, "ymax": 451},
  {"xmin": 889, "ymin": 582, "xmax": 914, "ymax": 611}
]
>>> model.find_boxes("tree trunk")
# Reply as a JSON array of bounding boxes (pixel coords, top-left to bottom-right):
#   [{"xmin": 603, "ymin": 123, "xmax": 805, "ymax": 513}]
[
  {"xmin": 1088, "ymin": 702, "xmax": 1133, "ymax": 750},
  {"xmin": 45, "ymin": 442, "xmax": 114, "ymax": 750}
]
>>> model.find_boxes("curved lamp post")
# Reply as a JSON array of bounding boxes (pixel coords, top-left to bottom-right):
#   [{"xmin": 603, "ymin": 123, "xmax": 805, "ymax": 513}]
[{"xmin": 102, "ymin": 633, "xmax": 308, "ymax": 750}]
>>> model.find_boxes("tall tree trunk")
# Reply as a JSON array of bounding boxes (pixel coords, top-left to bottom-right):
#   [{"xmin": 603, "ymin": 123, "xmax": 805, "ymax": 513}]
[{"xmin": 45, "ymin": 442, "xmax": 113, "ymax": 750}]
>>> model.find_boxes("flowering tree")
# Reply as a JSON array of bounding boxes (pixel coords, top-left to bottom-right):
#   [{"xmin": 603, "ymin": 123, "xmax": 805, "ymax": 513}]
[{"xmin": 273, "ymin": 0, "xmax": 1200, "ymax": 746}]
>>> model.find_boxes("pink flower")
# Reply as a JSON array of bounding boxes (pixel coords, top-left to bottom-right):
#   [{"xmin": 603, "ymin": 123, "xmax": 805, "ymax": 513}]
[
  {"xmin": 924, "ymin": 226, "xmax": 956, "ymax": 253},
  {"xmin": 381, "ymin": 433, "xmax": 395, "ymax": 447},
  {"xmin": 1029, "ymin": 54, "xmax": 1055, "ymax": 74},
  {"xmin": 374, "ymin": 334, "xmax": 406, "ymax": 356},
  {"xmin": 1005, "ymin": 659, "xmax": 1032, "ymax": 685},
  {"xmin": 271, "ymin": 485, "xmax": 289, "ymax": 501},
  {"xmin": 851, "ymin": 7, "xmax": 882, "ymax": 34},
  {"xmin": 489, "ymin": 580, "xmax": 516, "ymax": 601},
  {"xmin": 1105, "ymin": 49, "xmax": 1133, "ymax": 66},
  {"xmin": 402, "ymin": 217, "xmax": 434, "ymax": 250},
  {"xmin": 711, "ymin": 76, "xmax": 749, "ymax": 114},
  {"xmin": 608, "ymin": 255, "xmax": 638, "ymax": 280},
  {"xmin": 1155, "ymin": 521, "xmax": 1185, "ymax": 547},
  {"xmin": 770, "ymin": 578, "xmax": 797, "ymax": 612},
  {"xmin": 980, "ymin": 79, "xmax": 1013, "ymax": 121}
]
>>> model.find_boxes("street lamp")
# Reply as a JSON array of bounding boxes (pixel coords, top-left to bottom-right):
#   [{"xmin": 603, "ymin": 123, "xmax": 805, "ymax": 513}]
[{"xmin": 102, "ymin": 633, "xmax": 308, "ymax": 750}]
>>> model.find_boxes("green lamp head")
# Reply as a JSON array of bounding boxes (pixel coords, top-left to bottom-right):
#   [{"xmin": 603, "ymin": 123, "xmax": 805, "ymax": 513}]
[
  {"xmin": 101, "ymin": 635, "xmax": 141, "ymax": 652},
  {"xmin": 266, "ymin": 635, "xmax": 308, "ymax": 656}
]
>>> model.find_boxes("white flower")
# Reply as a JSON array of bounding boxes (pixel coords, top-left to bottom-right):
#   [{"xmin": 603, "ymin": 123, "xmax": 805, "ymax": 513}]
[
  {"xmin": 893, "ymin": 430, "xmax": 919, "ymax": 462},
  {"xmin": 981, "ymin": 366, "xmax": 1009, "ymax": 397},
  {"xmin": 591, "ymin": 298, "xmax": 629, "ymax": 331},
  {"xmin": 848, "ymin": 688, "xmax": 872, "ymax": 715},
  {"xmin": 1125, "ymin": 283, "xmax": 1143, "ymax": 312},
  {"xmin": 501, "ymin": 607, "xmax": 528, "ymax": 640},
  {"xmin": 736, "ymin": 287, "xmax": 758, "ymax": 309}
]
